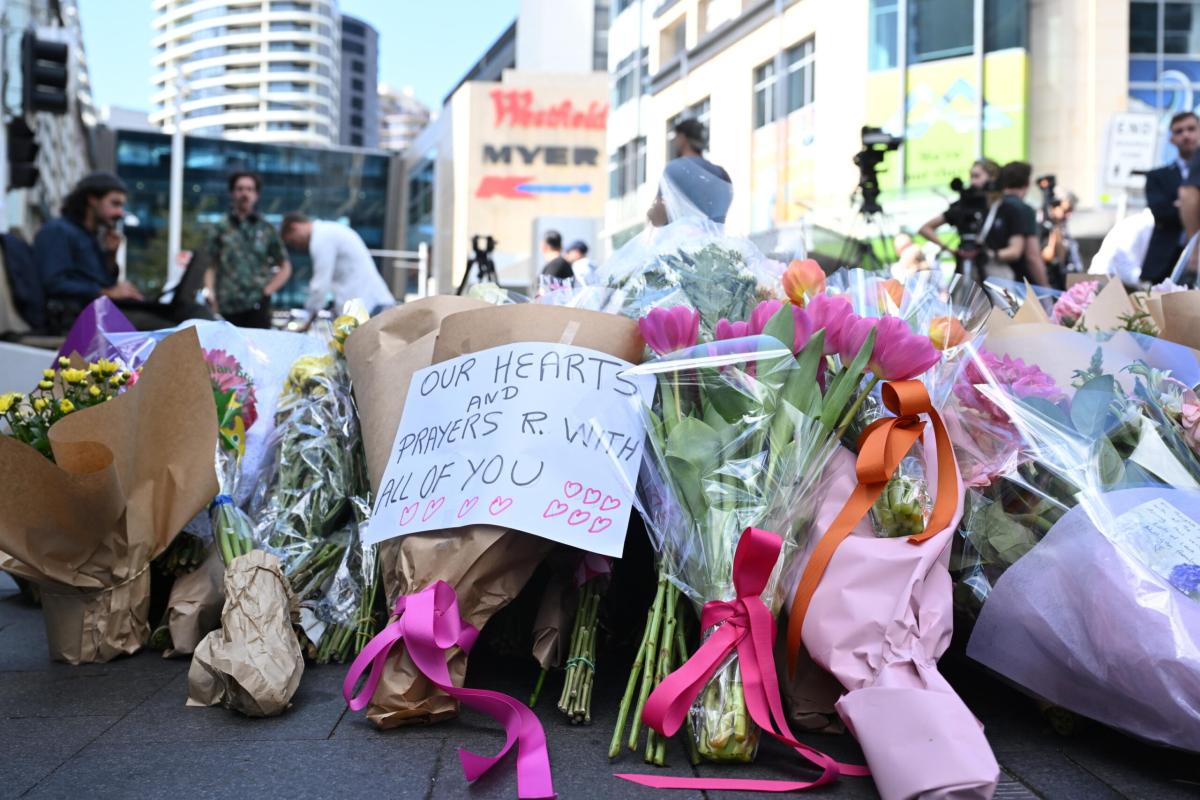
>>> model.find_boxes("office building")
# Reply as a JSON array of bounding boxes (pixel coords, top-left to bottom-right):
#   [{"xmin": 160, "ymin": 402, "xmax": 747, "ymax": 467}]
[
  {"xmin": 378, "ymin": 85, "xmax": 429, "ymax": 153},
  {"xmin": 604, "ymin": 1, "xmax": 1143, "ymax": 256},
  {"xmin": 149, "ymin": 0, "xmax": 341, "ymax": 146},
  {"xmin": 1, "ymin": 0, "xmax": 97, "ymax": 233},
  {"xmin": 110, "ymin": 128, "xmax": 395, "ymax": 307},
  {"xmin": 340, "ymin": 14, "xmax": 379, "ymax": 148},
  {"xmin": 398, "ymin": 0, "xmax": 611, "ymax": 294}
]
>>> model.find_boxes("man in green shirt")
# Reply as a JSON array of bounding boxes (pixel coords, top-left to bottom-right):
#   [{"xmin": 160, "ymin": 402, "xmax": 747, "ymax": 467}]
[{"xmin": 203, "ymin": 171, "xmax": 292, "ymax": 328}]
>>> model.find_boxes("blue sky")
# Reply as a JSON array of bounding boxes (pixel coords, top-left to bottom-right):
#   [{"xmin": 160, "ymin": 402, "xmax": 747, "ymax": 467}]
[{"xmin": 77, "ymin": 0, "xmax": 519, "ymax": 112}]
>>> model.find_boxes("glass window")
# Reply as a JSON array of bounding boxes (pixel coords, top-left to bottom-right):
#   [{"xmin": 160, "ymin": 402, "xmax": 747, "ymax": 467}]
[
  {"xmin": 661, "ymin": 20, "xmax": 686, "ymax": 62},
  {"xmin": 608, "ymin": 147, "xmax": 624, "ymax": 199},
  {"xmin": 351, "ymin": 132, "xmax": 364, "ymax": 146},
  {"xmin": 351, "ymin": 113, "xmax": 364, "ymax": 127},
  {"xmin": 615, "ymin": 0, "xmax": 636, "ymax": 13},
  {"xmin": 1131, "ymin": 2, "xmax": 1160, "ymax": 53},
  {"xmin": 869, "ymin": 0, "xmax": 898, "ymax": 70},
  {"xmin": 666, "ymin": 97, "xmax": 711, "ymax": 159},
  {"xmin": 343, "ymin": 19, "xmax": 366, "ymax": 37},
  {"xmin": 351, "ymin": 96, "xmax": 364, "ymax": 110},
  {"xmin": 753, "ymin": 59, "xmax": 777, "ymax": 129},
  {"xmin": 702, "ymin": 0, "xmax": 740, "ymax": 34},
  {"xmin": 270, "ymin": 21, "xmax": 312, "ymax": 32},
  {"xmin": 1164, "ymin": 3, "xmax": 1200, "ymax": 54},
  {"xmin": 352, "ymin": 60, "xmax": 365, "ymax": 74},
  {"xmin": 352, "ymin": 77, "xmax": 364, "ymax": 91},
  {"xmin": 344, "ymin": 40, "xmax": 365, "ymax": 55},
  {"xmin": 269, "ymin": 61, "xmax": 309, "ymax": 72},
  {"xmin": 909, "ymin": 0, "xmax": 974, "ymax": 63},
  {"xmin": 786, "ymin": 38, "xmax": 815, "ymax": 113},
  {"xmin": 985, "ymin": 0, "xmax": 1027, "ymax": 51}
]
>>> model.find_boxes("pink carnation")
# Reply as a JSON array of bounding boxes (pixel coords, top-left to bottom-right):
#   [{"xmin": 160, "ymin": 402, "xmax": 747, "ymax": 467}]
[
  {"xmin": 954, "ymin": 349, "xmax": 1064, "ymax": 424},
  {"xmin": 1050, "ymin": 281, "xmax": 1100, "ymax": 327},
  {"xmin": 205, "ymin": 348, "xmax": 258, "ymax": 429}
]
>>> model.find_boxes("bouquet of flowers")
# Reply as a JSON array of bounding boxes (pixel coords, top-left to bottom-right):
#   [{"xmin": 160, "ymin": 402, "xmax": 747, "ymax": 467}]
[
  {"xmin": 208, "ymin": 349, "xmax": 259, "ymax": 564},
  {"xmin": 949, "ymin": 318, "xmax": 1200, "ymax": 751}
]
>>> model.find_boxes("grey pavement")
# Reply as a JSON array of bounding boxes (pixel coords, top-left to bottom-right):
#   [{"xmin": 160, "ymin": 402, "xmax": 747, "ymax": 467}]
[{"xmin": 1, "ymin": 572, "xmax": 1197, "ymax": 800}]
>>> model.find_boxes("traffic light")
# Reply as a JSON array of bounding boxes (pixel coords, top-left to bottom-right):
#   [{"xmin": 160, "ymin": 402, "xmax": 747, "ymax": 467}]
[
  {"xmin": 22, "ymin": 31, "xmax": 70, "ymax": 116},
  {"xmin": 7, "ymin": 119, "xmax": 40, "ymax": 190}
]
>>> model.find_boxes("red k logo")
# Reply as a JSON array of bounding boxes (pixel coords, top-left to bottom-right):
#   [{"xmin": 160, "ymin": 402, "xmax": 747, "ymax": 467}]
[{"xmin": 474, "ymin": 176, "xmax": 535, "ymax": 199}]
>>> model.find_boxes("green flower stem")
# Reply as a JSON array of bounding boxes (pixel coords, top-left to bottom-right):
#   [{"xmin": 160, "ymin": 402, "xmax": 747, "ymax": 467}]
[
  {"xmin": 609, "ymin": 579, "xmax": 659, "ymax": 758},
  {"xmin": 833, "ymin": 375, "xmax": 882, "ymax": 442}
]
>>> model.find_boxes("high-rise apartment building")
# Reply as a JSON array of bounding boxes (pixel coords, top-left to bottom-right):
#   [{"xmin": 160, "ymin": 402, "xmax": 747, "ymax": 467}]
[
  {"xmin": 377, "ymin": 85, "xmax": 429, "ymax": 153},
  {"xmin": 339, "ymin": 14, "xmax": 378, "ymax": 148},
  {"xmin": 149, "ymin": 0, "xmax": 341, "ymax": 146}
]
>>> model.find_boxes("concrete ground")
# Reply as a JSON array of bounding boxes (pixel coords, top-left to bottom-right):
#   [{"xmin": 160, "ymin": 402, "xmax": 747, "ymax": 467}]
[{"xmin": 2, "ymin": 572, "xmax": 1197, "ymax": 800}]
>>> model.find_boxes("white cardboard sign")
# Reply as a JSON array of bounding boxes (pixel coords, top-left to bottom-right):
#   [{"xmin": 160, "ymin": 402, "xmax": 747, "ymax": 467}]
[{"xmin": 365, "ymin": 342, "xmax": 653, "ymax": 556}]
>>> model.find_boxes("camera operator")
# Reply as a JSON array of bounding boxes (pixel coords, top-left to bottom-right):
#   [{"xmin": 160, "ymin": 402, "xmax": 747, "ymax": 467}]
[
  {"xmin": 918, "ymin": 158, "xmax": 999, "ymax": 264},
  {"xmin": 1040, "ymin": 190, "xmax": 1081, "ymax": 288}
]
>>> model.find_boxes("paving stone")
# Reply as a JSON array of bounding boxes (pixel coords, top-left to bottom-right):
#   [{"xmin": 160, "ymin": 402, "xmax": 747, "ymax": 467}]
[
  {"xmin": 0, "ymin": 716, "xmax": 118, "ymax": 800},
  {"xmin": 97, "ymin": 663, "xmax": 351, "ymax": 744},
  {"xmin": 23, "ymin": 738, "xmax": 442, "ymax": 800},
  {"xmin": 996, "ymin": 748, "xmax": 1126, "ymax": 800},
  {"xmin": 0, "ymin": 617, "xmax": 56, "ymax": 671},
  {"xmin": 0, "ymin": 654, "xmax": 183, "ymax": 718}
]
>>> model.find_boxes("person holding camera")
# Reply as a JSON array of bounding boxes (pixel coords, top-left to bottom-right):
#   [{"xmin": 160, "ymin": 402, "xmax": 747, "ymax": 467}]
[
  {"xmin": 1041, "ymin": 190, "xmax": 1081, "ymax": 288},
  {"xmin": 918, "ymin": 158, "xmax": 1000, "ymax": 259}
]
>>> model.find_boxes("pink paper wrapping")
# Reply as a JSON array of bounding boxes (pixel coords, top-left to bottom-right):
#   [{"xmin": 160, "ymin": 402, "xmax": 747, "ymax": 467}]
[{"xmin": 788, "ymin": 441, "xmax": 999, "ymax": 800}]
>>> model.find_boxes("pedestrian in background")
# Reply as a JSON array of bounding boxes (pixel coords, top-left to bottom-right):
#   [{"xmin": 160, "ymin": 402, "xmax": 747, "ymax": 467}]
[
  {"xmin": 204, "ymin": 172, "xmax": 292, "ymax": 328},
  {"xmin": 279, "ymin": 213, "xmax": 395, "ymax": 317},
  {"xmin": 564, "ymin": 240, "xmax": 601, "ymax": 285},
  {"xmin": 1142, "ymin": 111, "xmax": 1198, "ymax": 283},
  {"xmin": 995, "ymin": 162, "xmax": 1050, "ymax": 287},
  {"xmin": 540, "ymin": 230, "xmax": 573, "ymax": 280}
]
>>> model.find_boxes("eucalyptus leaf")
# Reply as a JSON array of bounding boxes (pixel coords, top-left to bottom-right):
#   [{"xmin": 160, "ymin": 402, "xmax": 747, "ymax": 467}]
[
  {"xmin": 1069, "ymin": 374, "xmax": 1116, "ymax": 438},
  {"xmin": 1095, "ymin": 437, "xmax": 1125, "ymax": 487},
  {"xmin": 1020, "ymin": 396, "xmax": 1070, "ymax": 428}
]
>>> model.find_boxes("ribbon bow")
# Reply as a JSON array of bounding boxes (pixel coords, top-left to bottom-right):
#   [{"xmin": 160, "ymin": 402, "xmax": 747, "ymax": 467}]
[
  {"xmin": 343, "ymin": 581, "xmax": 556, "ymax": 800},
  {"xmin": 786, "ymin": 379, "xmax": 957, "ymax": 673},
  {"xmin": 617, "ymin": 529, "xmax": 869, "ymax": 792}
]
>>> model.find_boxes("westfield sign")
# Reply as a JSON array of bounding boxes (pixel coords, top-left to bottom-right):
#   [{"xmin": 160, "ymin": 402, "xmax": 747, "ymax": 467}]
[{"xmin": 489, "ymin": 89, "xmax": 608, "ymax": 130}]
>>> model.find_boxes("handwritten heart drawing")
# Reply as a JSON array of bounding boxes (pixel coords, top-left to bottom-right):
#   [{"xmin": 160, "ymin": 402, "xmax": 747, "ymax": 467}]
[
  {"xmin": 398, "ymin": 501, "xmax": 420, "ymax": 526},
  {"xmin": 588, "ymin": 517, "xmax": 612, "ymax": 534},
  {"xmin": 543, "ymin": 499, "xmax": 569, "ymax": 519},
  {"xmin": 599, "ymin": 495, "xmax": 621, "ymax": 512},
  {"xmin": 422, "ymin": 497, "xmax": 445, "ymax": 522},
  {"xmin": 564, "ymin": 481, "xmax": 584, "ymax": 499},
  {"xmin": 489, "ymin": 496, "xmax": 514, "ymax": 516},
  {"xmin": 457, "ymin": 496, "xmax": 479, "ymax": 519},
  {"xmin": 568, "ymin": 510, "xmax": 591, "ymax": 526},
  {"xmin": 582, "ymin": 488, "xmax": 601, "ymax": 505}
]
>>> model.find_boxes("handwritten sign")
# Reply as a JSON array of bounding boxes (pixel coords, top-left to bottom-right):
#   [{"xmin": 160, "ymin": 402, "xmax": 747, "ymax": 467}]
[
  {"xmin": 1109, "ymin": 498, "xmax": 1200, "ymax": 597},
  {"xmin": 365, "ymin": 342, "xmax": 653, "ymax": 556}
]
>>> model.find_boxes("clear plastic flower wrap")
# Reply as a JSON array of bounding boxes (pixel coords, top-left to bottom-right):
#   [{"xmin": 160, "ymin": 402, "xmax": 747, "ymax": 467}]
[
  {"xmin": 612, "ymin": 330, "xmax": 865, "ymax": 763},
  {"xmin": 947, "ymin": 324, "xmax": 1200, "ymax": 750}
]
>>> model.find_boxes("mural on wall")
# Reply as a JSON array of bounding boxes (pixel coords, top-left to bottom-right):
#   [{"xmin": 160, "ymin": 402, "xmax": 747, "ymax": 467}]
[
  {"xmin": 749, "ymin": 104, "xmax": 817, "ymax": 232},
  {"xmin": 865, "ymin": 50, "xmax": 1028, "ymax": 194}
]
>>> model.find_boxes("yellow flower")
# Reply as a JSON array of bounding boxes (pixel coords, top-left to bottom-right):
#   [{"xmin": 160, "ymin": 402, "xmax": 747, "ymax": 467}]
[
  {"xmin": 88, "ymin": 363, "xmax": 102, "ymax": 375},
  {"xmin": 89, "ymin": 385, "xmax": 102, "ymax": 398},
  {"xmin": 38, "ymin": 380, "xmax": 53, "ymax": 390},
  {"xmin": 0, "ymin": 393, "xmax": 21, "ymax": 414},
  {"xmin": 57, "ymin": 356, "xmax": 70, "ymax": 367},
  {"xmin": 109, "ymin": 375, "xmax": 122, "ymax": 387},
  {"xmin": 59, "ymin": 398, "xmax": 75, "ymax": 414},
  {"xmin": 61, "ymin": 368, "xmax": 88, "ymax": 384},
  {"xmin": 96, "ymin": 358, "xmax": 119, "ymax": 376},
  {"xmin": 43, "ymin": 368, "xmax": 55, "ymax": 379},
  {"xmin": 33, "ymin": 398, "xmax": 47, "ymax": 412}
]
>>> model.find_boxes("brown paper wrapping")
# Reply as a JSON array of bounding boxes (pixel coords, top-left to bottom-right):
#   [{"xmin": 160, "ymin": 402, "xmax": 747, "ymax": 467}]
[
  {"xmin": 344, "ymin": 300, "xmax": 643, "ymax": 728},
  {"xmin": 0, "ymin": 328, "xmax": 218, "ymax": 664},
  {"xmin": 531, "ymin": 570, "xmax": 571, "ymax": 671},
  {"xmin": 164, "ymin": 547, "xmax": 225, "ymax": 657},
  {"xmin": 187, "ymin": 550, "xmax": 303, "ymax": 717},
  {"xmin": 1159, "ymin": 291, "xmax": 1200, "ymax": 351}
]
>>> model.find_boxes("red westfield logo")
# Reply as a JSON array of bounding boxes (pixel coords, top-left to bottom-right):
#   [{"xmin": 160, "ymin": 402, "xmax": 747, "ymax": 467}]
[{"xmin": 489, "ymin": 89, "xmax": 608, "ymax": 130}]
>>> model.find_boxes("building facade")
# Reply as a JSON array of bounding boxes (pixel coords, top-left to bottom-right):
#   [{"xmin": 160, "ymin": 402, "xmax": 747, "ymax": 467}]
[
  {"xmin": 399, "ymin": 0, "xmax": 611, "ymax": 294},
  {"xmin": 1, "ymin": 0, "xmax": 97, "ymax": 234},
  {"xmin": 149, "ymin": 0, "xmax": 341, "ymax": 147},
  {"xmin": 110, "ymin": 128, "xmax": 394, "ymax": 306},
  {"xmin": 604, "ymin": 0, "xmax": 1146, "ymax": 258},
  {"xmin": 339, "ymin": 13, "xmax": 379, "ymax": 148},
  {"xmin": 378, "ymin": 85, "xmax": 430, "ymax": 153}
]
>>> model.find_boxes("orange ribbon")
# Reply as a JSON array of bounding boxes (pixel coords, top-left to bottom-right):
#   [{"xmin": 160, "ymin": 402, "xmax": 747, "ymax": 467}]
[{"xmin": 786, "ymin": 380, "xmax": 958, "ymax": 674}]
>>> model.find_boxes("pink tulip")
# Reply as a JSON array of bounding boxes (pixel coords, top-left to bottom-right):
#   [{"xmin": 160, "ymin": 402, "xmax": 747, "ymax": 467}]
[
  {"xmin": 714, "ymin": 319, "xmax": 750, "ymax": 340},
  {"xmin": 638, "ymin": 306, "xmax": 700, "ymax": 355},
  {"xmin": 747, "ymin": 299, "xmax": 812, "ymax": 353},
  {"xmin": 806, "ymin": 293, "xmax": 855, "ymax": 355},
  {"xmin": 841, "ymin": 315, "xmax": 940, "ymax": 381}
]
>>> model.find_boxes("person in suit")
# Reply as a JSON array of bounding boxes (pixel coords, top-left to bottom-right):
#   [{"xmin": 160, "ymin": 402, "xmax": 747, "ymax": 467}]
[{"xmin": 1142, "ymin": 111, "xmax": 1199, "ymax": 284}]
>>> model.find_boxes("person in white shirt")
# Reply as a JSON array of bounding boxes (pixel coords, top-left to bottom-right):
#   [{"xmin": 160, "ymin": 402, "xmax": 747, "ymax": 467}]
[
  {"xmin": 1089, "ymin": 208, "xmax": 1155, "ymax": 288},
  {"xmin": 279, "ymin": 213, "xmax": 395, "ymax": 316},
  {"xmin": 565, "ymin": 240, "xmax": 601, "ymax": 286}
]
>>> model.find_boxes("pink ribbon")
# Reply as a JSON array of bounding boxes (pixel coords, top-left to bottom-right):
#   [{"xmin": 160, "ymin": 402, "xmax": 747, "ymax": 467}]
[
  {"xmin": 574, "ymin": 552, "xmax": 612, "ymax": 587},
  {"xmin": 343, "ymin": 581, "xmax": 556, "ymax": 799},
  {"xmin": 616, "ymin": 528, "xmax": 870, "ymax": 792}
]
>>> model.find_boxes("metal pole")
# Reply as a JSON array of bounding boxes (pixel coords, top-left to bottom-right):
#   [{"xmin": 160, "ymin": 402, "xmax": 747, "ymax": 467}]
[
  {"xmin": 167, "ymin": 72, "xmax": 185, "ymax": 282},
  {"xmin": 418, "ymin": 241, "xmax": 430, "ymax": 297},
  {"xmin": 897, "ymin": 0, "xmax": 909, "ymax": 189},
  {"xmin": 974, "ymin": 0, "xmax": 985, "ymax": 158},
  {"xmin": 0, "ymin": 11, "xmax": 11, "ymax": 235}
]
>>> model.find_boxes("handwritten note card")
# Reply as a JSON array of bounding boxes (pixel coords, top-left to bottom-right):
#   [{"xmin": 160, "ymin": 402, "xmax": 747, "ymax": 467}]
[
  {"xmin": 365, "ymin": 342, "xmax": 654, "ymax": 556},
  {"xmin": 1110, "ymin": 498, "xmax": 1200, "ymax": 598}
]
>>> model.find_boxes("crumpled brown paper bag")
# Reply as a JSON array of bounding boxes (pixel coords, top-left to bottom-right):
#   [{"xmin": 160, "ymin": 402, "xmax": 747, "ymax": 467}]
[
  {"xmin": 187, "ymin": 550, "xmax": 303, "ymax": 717},
  {"xmin": 344, "ymin": 299, "xmax": 643, "ymax": 728},
  {"xmin": 0, "ymin": 328, "xmax": 218, "ymax": 664},
  {"xmin": 163, "ymin": 547, "xmax": 225, "ymax": 658}
]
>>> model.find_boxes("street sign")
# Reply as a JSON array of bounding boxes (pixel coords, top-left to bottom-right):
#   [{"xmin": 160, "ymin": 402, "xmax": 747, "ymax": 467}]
[{"xmin": 1103, "ymin": 113, "xmax": 1159, "ymax": 190}]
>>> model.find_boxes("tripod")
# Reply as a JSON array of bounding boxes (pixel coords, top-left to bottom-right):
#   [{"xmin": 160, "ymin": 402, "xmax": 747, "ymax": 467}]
[
  {"xmin": 838, "ymin": 188, "xmax": 897, "ymax": 271},
  {"xmin": 455, "ymin": 234, "xmax": 499, "ymax": 296}
]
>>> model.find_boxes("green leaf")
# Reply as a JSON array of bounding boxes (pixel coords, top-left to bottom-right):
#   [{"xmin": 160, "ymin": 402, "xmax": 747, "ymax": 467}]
[
  {"xmin": 666, "ymin": 454, "xmax": 706, "ymax": 519},
  {"xmin": 763, "ymin": 304, "xmax": 795, "ymax": 352},
  {"xmin": 821, "ymin": 327, "xmax": 876, "ymax": 428},
  {"xmin": 665, "ymin": 415, "xmax": 723, "ymax": 477},
  {"xmin": 791, "ymin": 331, "xmax": 825, "ymax": 417},
  {"xmin": 1096, "ymin": 437, "xmax": 1125, "ymax": 486},
  {"xmin": 1020, "ymin": 396, "xmax": 1070, "ymax": 428},
  {"xmin": 1069, "ymin": 374, "xmax": 1116, "ymax": 437}
]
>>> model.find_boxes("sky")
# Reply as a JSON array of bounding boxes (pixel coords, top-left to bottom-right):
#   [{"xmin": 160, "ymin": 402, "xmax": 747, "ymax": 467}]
[{"xmin": 77, "ymin": 0, "xmax": 520, "ymax": 113}]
